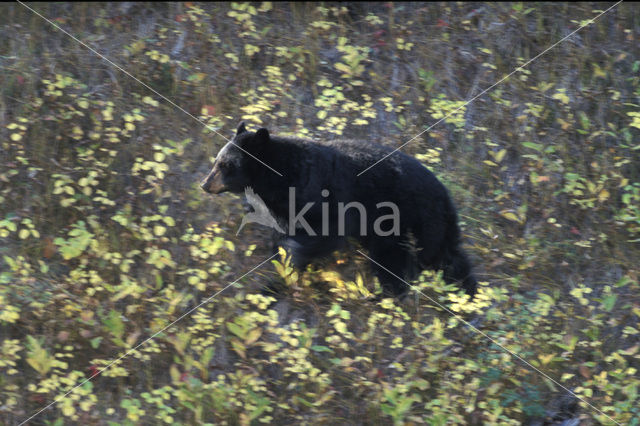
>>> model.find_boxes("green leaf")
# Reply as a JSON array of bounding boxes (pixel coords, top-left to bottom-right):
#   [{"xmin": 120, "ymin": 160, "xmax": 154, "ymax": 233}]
[
  {"xmin": 227, "ymin": 322, "xmax": 245, "ymax": 339},
  {"xmin": 25, "ymin": 335, "xmax": 53, "ymax": 375},
  {"xmin": 90, "ymin": 337, "xmax": 103, "ymax": 349},
  {"xmin": 103, "ymin": 309, "xmax": 125, "ymax": 340},
  {"xmin": 602, "ymin": 294, "xmax": 617, "ymax": 312},
  {"xmin": 522, "ymin": 141, "xmax": 543, "ymax": 152}
]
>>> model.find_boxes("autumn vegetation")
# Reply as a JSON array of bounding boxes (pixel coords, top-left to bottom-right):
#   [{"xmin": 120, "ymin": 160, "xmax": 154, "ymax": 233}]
[{"xmin": 1, "ymin": 3, "xmax": 639, "ymax": 425}]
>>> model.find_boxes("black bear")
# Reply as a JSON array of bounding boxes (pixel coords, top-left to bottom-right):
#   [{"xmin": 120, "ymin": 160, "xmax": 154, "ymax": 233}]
[{"xmin": 201, "ymin": 122, "xmax": 477, "ymax": 298}]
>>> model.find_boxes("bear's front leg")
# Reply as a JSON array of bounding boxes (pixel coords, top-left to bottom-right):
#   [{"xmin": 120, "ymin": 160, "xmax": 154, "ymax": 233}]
[{"xmin": 277, "ymin": 234, "xmax": 344, "ymax": 269}]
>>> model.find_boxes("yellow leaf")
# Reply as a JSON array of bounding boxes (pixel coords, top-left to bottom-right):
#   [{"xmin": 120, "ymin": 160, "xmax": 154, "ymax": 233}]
[
  {"xmin": 170, "ymin": 365, "xmax": 181, "ymax": 383},
  {"xmin": 598, "ymin": 189, "xmax": 609, "ymax": 202},
  {"xmin": 143, "ymin": 96, "xmax": 159, "ymax": 107},
  {"xmin": 230, "ymin": 338, "xmax": 246, "ymax": 359},
  {"xmin": 335, "ymin": 62, "xmax": 351, "ymax": 74},
  {"xmin": 557, "ymin": 118, "xmax": 571, "ymax": 130},
  {"xmin": 500, "ymin": 210, "xmax": 521, "ymax": 223},
  {"xmin": 61, "ymin": 404, "xmax": 75, "ymax": 417},
  {"xmin": 538, "ymin": 353, "xmax": 555, "ymax": 366},
  {"xmin": 11, "ymin": 133, "xmax": 22, "ymax": 141},
  {"xmin": 593, "ymin": 63, "xmax": 607, "ymax": 78},
  {"xmin": 245, "ymin": 328, "xmax": 262, "ymax": 345},
  {"xmin": 552, "ymin": 91, "xmax": 570, "ymax": 104},
  {"xmin": 259, "ymin": 2, "xmax": 272, "ymax": 12}
]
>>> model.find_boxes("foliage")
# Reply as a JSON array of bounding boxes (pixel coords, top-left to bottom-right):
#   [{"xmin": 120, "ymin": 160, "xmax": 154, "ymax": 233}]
[{"xmin": 0, "ymin": 2, "xmax": 638, "ymax": 424}]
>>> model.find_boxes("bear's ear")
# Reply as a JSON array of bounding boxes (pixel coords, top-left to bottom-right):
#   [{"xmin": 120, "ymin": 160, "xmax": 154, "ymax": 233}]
[
  {"xmin": 236, "ymin": 122, "xmax": 248, "ymax": 135},
  {"xmin": 255, "ymin": 128, "xmax": 270, "ymax": 144}
]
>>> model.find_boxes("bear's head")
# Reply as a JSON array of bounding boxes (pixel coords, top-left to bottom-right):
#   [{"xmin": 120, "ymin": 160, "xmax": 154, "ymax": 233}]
[{"xmin": 200, "ymin": 122, "xmax": 270, "ymax": 194}]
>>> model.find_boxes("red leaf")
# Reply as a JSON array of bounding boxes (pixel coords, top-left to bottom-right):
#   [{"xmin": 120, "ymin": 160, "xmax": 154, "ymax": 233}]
[
  {"xmin": 578, "ymin": 364, "xmax": 591, "ymax": 379},
  {"xmin": 43, "ymin": 237, "xmax": 57, "ymax": 259},
  {"xmin": 202, "ymin": 104, "xmax": 216, "ymax": 116},
  {"xmin": 87, "ymin": 365, "xmax": 100, "ymax": 379}
]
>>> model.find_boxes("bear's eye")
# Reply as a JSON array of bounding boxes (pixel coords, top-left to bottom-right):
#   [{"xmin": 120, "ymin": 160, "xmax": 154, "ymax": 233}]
[{"xmin": 221, "ymin": 162, "xmax": 235, "ymax": 174}]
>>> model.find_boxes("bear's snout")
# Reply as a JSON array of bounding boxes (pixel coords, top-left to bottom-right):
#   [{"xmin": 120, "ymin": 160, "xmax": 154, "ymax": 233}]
[
  {"xmin": 200, "ymin": 178, "xmax": 211, "ymax": 193},
  {"xmin": 201, "ymin": 169, "xmax": 226, "ymax": 194}
]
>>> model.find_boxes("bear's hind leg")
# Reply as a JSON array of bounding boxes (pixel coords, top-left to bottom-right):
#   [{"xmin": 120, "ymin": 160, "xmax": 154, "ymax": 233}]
[{"xmin": 368, "ymin": 243, "xmax": 416, "ymax": 297}]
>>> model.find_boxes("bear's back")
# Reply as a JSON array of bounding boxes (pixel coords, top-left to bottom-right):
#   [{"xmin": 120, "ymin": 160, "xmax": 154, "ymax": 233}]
[
  {"xmin": 268, "ymin": 135, "xmax": 449, "ymax": 213},
  {"xmin": 273, "ymin": 135, "xmax": 426, "ymax": 176}
]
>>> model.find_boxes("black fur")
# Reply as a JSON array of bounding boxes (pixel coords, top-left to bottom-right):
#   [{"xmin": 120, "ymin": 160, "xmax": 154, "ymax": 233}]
[{"xmin": 202, "ymin": 123, "xmax": 478, "ymax": 298}]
